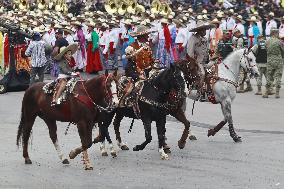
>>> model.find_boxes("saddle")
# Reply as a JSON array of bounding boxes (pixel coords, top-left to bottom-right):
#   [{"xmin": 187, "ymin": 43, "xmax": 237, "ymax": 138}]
[
  {"xmin": 117, "ymin": 76, "xmax": 144, "ymax": 108},
  {"xmin": 43, "ymin": 77, "xmax": 79, "ymax": 105}
]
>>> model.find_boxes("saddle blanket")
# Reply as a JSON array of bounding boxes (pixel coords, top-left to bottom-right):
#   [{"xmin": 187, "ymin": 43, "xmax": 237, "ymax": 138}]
[{"xmin": 42, "ymin": 77, "xmax": 79, "ymax": 105}]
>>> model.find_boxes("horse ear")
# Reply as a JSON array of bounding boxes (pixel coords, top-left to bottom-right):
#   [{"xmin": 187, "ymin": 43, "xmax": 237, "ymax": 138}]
[{"xmin": 105, "ymin": 69, "xmax": 109, "ymax": 76}]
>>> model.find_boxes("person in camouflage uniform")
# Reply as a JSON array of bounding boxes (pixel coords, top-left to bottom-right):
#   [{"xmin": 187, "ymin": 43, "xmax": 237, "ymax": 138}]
[
  {"xmin": 251, "ymin": 35, "xmax": 268, "ymax": 95},
  {"xmin": 263, "ymin": 29, "xmax": 284, "ymax": 98}
]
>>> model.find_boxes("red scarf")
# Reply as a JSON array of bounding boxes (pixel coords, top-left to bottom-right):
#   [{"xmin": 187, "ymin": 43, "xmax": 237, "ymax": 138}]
[{"xmin": 163, "ymin": 24, "xmax": 172, "ymax": 52}]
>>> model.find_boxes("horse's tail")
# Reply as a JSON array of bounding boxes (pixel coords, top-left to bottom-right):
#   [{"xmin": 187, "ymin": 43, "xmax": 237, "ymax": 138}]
[{"xmin": 16, "ymin": 104, "xmax": 25, "ymax": 147}]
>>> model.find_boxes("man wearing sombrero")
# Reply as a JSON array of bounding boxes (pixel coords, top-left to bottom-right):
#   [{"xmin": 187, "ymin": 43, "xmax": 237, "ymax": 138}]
[
  {"xmin": 186, "ymin": 21, "xmax": 214, "ymax": 100},
  {"xmin": 265, "ymin": 12, "xmax": 277, "ymax": 38},
  {"xmin": 119, "ymin": 25, "xmax": 154, "ymax": 107}
]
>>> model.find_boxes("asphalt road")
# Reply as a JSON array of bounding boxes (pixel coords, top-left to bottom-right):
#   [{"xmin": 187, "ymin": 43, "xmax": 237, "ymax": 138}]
[{"xmin": 0, "ymin": 75, "xmax": 284, "ymax": 189}]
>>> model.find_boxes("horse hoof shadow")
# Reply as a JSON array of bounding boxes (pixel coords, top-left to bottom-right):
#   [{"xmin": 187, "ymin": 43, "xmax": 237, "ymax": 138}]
[
  {"xmin": 101, "ymin": 152, "xmax": 108, "ymax": 156},
  {"xmin": 62, "ymin": 159, "xmax": 70, "ymax": 164},
  {"xmin": 25, "ymin": 159, "xmax": 32, "ymax": 164},
  {"xmin": 120, "ymin": 145, "xmax": 129, "ymax": 151},
  {"xmin": 85, "ymin": 166, "xmax": 93, "ymax": 170},
  {"xmin": 111, "ymin": 152, "xmax": 117, "ymax": 158},
  {"xmin": 189, "ymin": 135, "xmax": 197, "ymax": 140}
]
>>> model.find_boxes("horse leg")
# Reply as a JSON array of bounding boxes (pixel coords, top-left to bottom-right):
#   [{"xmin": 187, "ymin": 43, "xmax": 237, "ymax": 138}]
[
  {"xmin": 156, "ymin": 118, "xmax": 169, "ymax": 160},
  {"xmin": 69, "ymin": 121, "xmax": 93, "ymax": 170},
  {"xmin": 113, "ymin": 114, "xmax": 129, "ymax": 150},
  {"xmin": 22, "ymin": 114, "xmax": 36, "ymax": 164},
  {"xmin": 207, "ymin": 120, "xmax": 228, "ymax": 137},
  {"xmin": 103, "ymin": 118, "xmax": 117, "ymax": 158},
  {"xmin": 220, "ymin": 99, "xmax": 242, "ymax": 143},
  {"xmin": 133, "ymin": 119, "xmax": 152, "ymax": 151},
  {"xmin": 43, "ymin": 118, "xmax": 69, "ymax": 164}
]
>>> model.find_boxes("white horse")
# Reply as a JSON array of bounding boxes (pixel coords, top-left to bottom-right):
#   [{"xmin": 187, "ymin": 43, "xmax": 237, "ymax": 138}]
[{"xmin": 186, "ymin": 49, "xmax": 259, "ymax": 142}]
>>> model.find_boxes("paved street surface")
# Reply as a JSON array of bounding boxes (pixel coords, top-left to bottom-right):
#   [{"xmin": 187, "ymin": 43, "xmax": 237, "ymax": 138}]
[{"xmin": 0, "ymin": 75, "xmax": 284, "ymax": 189}]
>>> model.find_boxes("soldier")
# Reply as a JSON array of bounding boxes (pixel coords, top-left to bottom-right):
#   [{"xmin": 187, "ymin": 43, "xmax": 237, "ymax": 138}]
[
  {"xmin": 263, "ymin": 28, "xmax": 284, "ymax": 98},
  {"xmin": 232, "ymin": 28, "xmax": 245, "ymax": 50},
  {"xmin": 215, "ymin": 30, "xmax": 233, "ymax": 60},
  {"xmin": 251, "ymin": 35, "xmax": 268, "ymax": 95}
]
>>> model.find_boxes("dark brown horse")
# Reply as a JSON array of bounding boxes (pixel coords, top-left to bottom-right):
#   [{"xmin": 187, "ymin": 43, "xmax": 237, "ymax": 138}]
[
  {"xmin": 99, "ymin": 65, "xmax": 197, "ymax": 159},
  {"xmin": 16, "ymin": 73, "xmax": 115, "ymax": 170}
]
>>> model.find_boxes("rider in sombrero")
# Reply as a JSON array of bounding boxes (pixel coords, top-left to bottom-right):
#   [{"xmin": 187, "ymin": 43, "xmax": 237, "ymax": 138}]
[
  {"xmin": 51, "ymin": 43, "xmax": 78, "ymax": 106},
  {"xmin": 119, "ymin": 25, "xmax": 154, "ymax": 107},
  {"xmin": 186, "ymin": 21, "xmax": 215, "ymax": 101}
]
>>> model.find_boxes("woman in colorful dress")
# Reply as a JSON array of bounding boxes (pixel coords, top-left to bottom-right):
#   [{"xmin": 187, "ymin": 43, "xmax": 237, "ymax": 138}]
[
  {"xmin": 72, "ymin": 21, "xmax": 87, "ymax": 72},
  {"xmin": 85, "ymin": 21, "xmax": 102, "ymax": 74}
]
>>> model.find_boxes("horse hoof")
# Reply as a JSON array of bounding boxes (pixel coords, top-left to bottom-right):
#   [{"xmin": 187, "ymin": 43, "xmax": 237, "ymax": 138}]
[
  {"xmin": 101, "ymin": 152, "xmax": 108, "ymax": 157},
  {"xmin": 62, "ymin": 159, "xmax": 70, "ymax": 164},
  {"xmin": 233, "ymin": 137, "xmax": 242, "ymax": 143},
  {"xmin": 85, "ymin": 166, "xmax": 93, "ymax": 170},
  {"xmin": 161, "ymin": 154, "xmax": 169, "ymax": 160},
  {"xmin": 164, "ymin": 148, "xmax": 171, "ymax": 154},
  {"xmin": 69, "ymin": 150, "xmax": 77, "ymax": 159},
  {"xmin": 120, "ymin": 145, "xmax": 129, "ymax": 151},
  {"xmin": 25, "ymin": 159, "xmax": 32, "ymax": 164},
  {"xmin": 110, "ymin": 152, "xmax": 117, "ymax": 158},
  {"xmin": 133, "ymin": 146, "xmax": 140, "ymax": 151},
  {"xmin": 189, "ymin": 135, "xmax": 197, "ymax": 140},
  {"xmin": 207, "ymin": 129, "xmax": 215, "ymax": 137},
  {"xmin": 178, "ymin": 140, "xmax": 186, "ymax": 149}
]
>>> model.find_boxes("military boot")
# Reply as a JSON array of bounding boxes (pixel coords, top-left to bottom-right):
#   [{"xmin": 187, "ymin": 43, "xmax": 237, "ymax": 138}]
[
  {"xmin": 275, "ymin": 88, "xmax": 280, "ymax": 99},
  {"xmin": 262, "ymin": 88, "xmax": 269, "ymax": 98},
  {"xmin": 268, "ymin": 88, "xmax": 275, "ymax": 95},
  {"xmin": 237, "ymin": 84, "xmax": 245, "ymax": 93},
  {"xmin": 255, "ymin": 86, "xmax": 262, "ymax": 95},
  {"xmin": 244, "ymin": 82, "xmax": 253, "ymax": 92}
]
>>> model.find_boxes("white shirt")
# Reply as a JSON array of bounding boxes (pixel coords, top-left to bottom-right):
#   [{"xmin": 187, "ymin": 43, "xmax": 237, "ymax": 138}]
[
  {"xmin": 279, "ymin": 24, "xmax": 284, "ymax": 38},
  {"xmin": 233, "ymin": 23, "xmax": 245, "ymax": 35},
  {"xmin": 265, "ymin": 19, "xmax": 277, "ymax": 36},
  {"xmin": 248, "ymin": 25, "xmax": 254, "ymax": 36},
  {"xmin": 220, "ymin": 19, "xmax": 227, "ymax": 31},
  {"xmin": 175, "ymin": 27, "xmax": 188, "ymax": 47},
  {"xmin": 99, "ymin": 30, "xmax": 110, "ymax": 54},
  {"xmin": 256, "ymin": 21, "xmax": 263, "ymax": 35},
  {"xmin": 226, "ymin": 17, "xmax": 236, "ymax": 30},
  {"xmin": 109, "ymin": 28, "xmax": 120, "ymax": 48},
  {"xmin": 65, "ymin": 34, "xmax": 74, "ymax": 44}
]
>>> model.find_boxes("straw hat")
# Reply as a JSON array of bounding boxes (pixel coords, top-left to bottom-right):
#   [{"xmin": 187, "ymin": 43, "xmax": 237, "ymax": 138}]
[
  {"xmin": 33, "ymin": 26, "xmax": 44, "ymax": 33},
  {"xmin": 173, "ymin": 19, "xmax": 186, "ymax": 27},
  {"xmin": 71, "ymin": 21, "xmax": 82, "ymax": 26},
  {"xmin": 54, "ymin": 43, "xmax": 78, "ymax": 61},
  {"xmin": 189, "ymin": 22, "xmax": 215, "ymax": 32},
  {"xmin": 129, "ymin": 25, "xmax": 151, "ymax": 37},
  {"xmin": 210, "ymin": 18, "xmax": 221, "ymax": 24},
  {"xmin": 247, "ymin": 16, "xmax": 258, "ymax": 22},
  {"xmin": 160, "ymin": 18, "xmax": 168, "ymax": 24}
]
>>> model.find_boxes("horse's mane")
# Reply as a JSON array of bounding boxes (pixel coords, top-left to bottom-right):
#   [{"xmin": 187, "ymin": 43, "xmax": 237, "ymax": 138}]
[{"xmin": 223, "ymin": 49, "xmax": 245, "ymax": 64}]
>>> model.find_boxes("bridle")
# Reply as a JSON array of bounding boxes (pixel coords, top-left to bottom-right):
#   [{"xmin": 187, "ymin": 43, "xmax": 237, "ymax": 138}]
[{"xmin": 240, "ymin": 49, "xmax": 257, "ymax": 75}]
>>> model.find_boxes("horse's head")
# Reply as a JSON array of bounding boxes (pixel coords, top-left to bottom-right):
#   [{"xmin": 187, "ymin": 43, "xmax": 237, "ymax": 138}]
[
  {"xmin": 240, "ymin": 49, "xmax": 260, "ymax": 78},
  {"xmin": 104, "ymin": 69, "xmax": 121, "ymax": 106},
  {"xmin": 175, "ymin": 59, "xmax": 200, "ymax": 87}
]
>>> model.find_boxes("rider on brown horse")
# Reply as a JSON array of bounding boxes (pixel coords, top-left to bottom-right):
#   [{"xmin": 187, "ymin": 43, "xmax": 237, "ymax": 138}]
[
  {"xmin": 52, "ymin": 43, "xmax": 78, "ymax": 106},
  {"xmin": 119, "ymin": 25, "xmax": 154, "ymax": 107}
]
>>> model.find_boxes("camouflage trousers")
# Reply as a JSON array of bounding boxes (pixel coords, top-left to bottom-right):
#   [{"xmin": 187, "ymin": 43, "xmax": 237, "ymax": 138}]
[
  {"xmin": 238, "ymin": 67, "xmax": 250, "ymax": 84},
  {"xmin": 266, "ymin": 60, "xmax": 283, "ymax": 89},
  {"xmin": 256, "ymin": 64, "xmax": 267, "ymax": 87}
]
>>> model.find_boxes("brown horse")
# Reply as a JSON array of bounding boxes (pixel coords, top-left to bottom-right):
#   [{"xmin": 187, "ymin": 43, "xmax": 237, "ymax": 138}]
[{"xmin": 16, "ymin": 73, "xmax": 115, "ymax": 170}]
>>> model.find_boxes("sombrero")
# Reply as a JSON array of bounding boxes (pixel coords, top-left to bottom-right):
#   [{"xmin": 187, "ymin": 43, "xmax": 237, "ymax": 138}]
[
  {"xmin": 129, "ymin": 25, "xmax": 151, "ymax": 37},
  {"xmin": 189, "ymin": 22, "xmax": 215, "ymax": 32},
  {"xmin": 210, "ymin": 18, "xmax": 221, "ymax": 24},
  {"xmin": 247, "ymin": 16, "xmax": 258, "ymax": 22},
  {"xmin": 173, "ymin": 19, "xmax": 186, "ymax": 27},
  {"xmin": 54, "ymin": 43, "xmax": 78, "ymax": 61}
]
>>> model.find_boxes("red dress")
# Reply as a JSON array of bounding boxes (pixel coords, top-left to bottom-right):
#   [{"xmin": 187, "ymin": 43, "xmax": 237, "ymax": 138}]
[{"xmin": 86, "ymin": 31, "xmax": 103, "ymax": 73}]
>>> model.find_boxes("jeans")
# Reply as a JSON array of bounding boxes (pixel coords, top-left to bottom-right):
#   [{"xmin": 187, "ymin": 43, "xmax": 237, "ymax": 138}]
[{"xmin": 30, "ymin": 66, "xmax": 45, "ymax": 85}]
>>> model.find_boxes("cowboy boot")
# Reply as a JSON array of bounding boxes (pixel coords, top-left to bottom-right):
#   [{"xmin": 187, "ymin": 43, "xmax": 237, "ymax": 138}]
[
  {"xmin": 244, "ymin": 81, "xmax": 253, "ymax": 92},
  {"xmin": 262, "ymin": 88, "xmax": 269, "ymax": 98},
  {"xmin": 275, "ymin": 88, "xmax": 280, "ymax": 99},
  {"xmin": 255, "ymin": 86, "xmax": 262, "ymax": 95},
  {"xmin": 237, "ymin": 84, "xmax": 244, "ymax": 93}
]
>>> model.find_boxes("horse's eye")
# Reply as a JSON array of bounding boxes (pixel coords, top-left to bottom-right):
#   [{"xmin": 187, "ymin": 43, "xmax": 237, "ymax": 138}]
[{"xmin": 249, "ymin": 58, "xmax": 252, "ymax": 62}]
